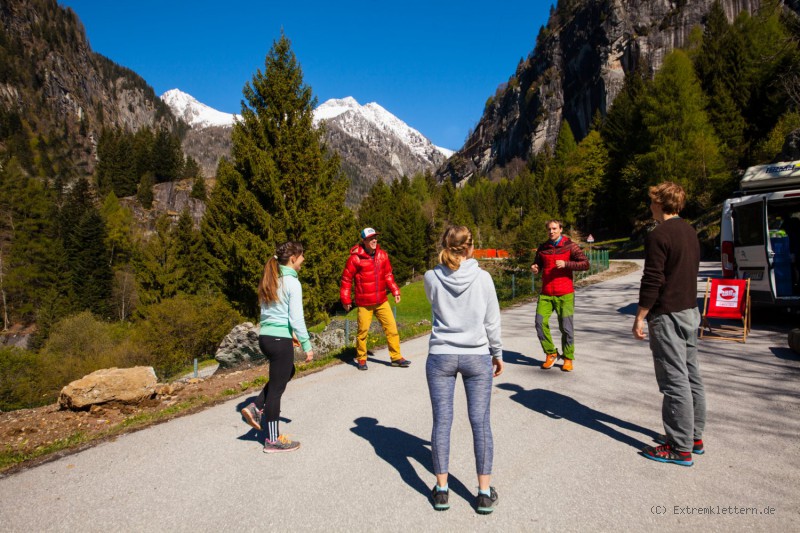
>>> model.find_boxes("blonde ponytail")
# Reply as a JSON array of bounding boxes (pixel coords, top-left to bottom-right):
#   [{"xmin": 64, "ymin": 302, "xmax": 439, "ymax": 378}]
[{"xmin": 438, "ymin": 226, "xmax": 473, "ymax": 271}]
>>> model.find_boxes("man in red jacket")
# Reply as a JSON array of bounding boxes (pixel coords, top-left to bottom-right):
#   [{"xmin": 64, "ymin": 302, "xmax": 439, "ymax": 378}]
[
  {"xmin": 341, "ymin": 227, "xmax": 410, "ymax": 371},
  {"xmin": 531, "ymin": 220, "xmax": 589, "ymax": 371}
]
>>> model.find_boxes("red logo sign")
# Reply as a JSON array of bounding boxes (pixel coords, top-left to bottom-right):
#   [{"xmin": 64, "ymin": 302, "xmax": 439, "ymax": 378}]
[{"xmin": 719, "ymin": 287, "xmax": 736, "ymax": 300}]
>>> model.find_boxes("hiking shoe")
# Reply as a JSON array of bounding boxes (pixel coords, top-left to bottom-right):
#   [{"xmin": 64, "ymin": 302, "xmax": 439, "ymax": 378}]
[
  {"xmin": 263, "ymin": 435, "xmax": 300, "ymax": 454},
  {"xmin": 641, "ymin": 443, "xmax": 693, "ymax": 466},
  {"xmin": 240, "ymin": 402, "xmax": 262, "ymax": 431},
  {"xmin": 357, "ymin": 360, "xmax": 368, "ymax": 371},
  {"xmin": 561, "ymin": 359, "xmax": 573, "ymax": 372},
  {"xmin": 542, "ymin": 353, "xmax": 558, "ymax": 369},
  {"xmin": 655, "ymin": 434, "xmax": 704, "ymax": 455},
  {"xmin": 431, "ymin": 486, "xmax": 450, "ymax": 511},
  {"xmin": 391, "ymin": 358, "xmax": 411, "ymax": 368},
  {"xmin": 476, "ymin": 487, "xmax": 498, "ymax": 514}
]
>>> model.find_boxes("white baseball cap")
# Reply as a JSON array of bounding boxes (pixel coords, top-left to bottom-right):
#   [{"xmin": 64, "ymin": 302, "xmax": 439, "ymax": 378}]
[{"xmin": 360, "ymin": 227, "xmax": 379, "ymax": 239}]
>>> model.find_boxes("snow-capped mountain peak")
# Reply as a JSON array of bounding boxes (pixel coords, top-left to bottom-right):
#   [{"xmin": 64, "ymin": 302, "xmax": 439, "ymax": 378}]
[
  {"xmin": 161, "ymin": 89, "xmax": 238, "ymax": 128},
  {"xmin": 314, "ymin": 97, "xmax": 454, "ymax": 158}
]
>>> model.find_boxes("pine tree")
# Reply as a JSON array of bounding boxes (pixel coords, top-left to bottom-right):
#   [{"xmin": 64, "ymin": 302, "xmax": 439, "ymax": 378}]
[
  {"xmin": 563, "ymin": 129, "xmax": 608, "ymax": 229},
  {"xmin": 183, "ymin": 156, "xmax": 201, "ymax": 180},
  {"xmin": 135, "ymin": 215, "xmax": 185, "ymax": 306},
  {"xmin": 137, "ymin": 171, "xmax": 154, "ymax": 209},
  {"xmin": 100, "ymin": 191, "xmax": 134, "ymax": 268},
  {"xmin": 152, "ymin": 127, "xmax": 183, "ymax": 183},
  {"xmin": 60, "ymin": 178, "xmax": 112, "ymax": 316},
  {"xmin": 66, "ymin": 209, "xmax": 112, "ymax": 316},
  {"xmin": 380, "ymin": 177, "xmax": 429, "ymax": 282},
  {"xmin": 190, "ymin": 175, "xmax": 207, "ymax": 201},
  {"xmin": 0, "ymin": 158, "xmax": 69, "ymax": 321},
  {"xmin": 172, "ymin": 208, "xmax": 206, "ymax": 295},
  {"xmin": 694, "ymin": 1, "xmax": 747, "ymax": 166},
  {"xmin": 600, "ymin": 68, "xmax": 649, "ymax": 231},
  {"xmin": 132, "ymin": 127, "xmax": 155, "ymax": 182},
  {"xmin": 637, "ymin": 49, "xmax": 728, "ymax": 212},
  {"xmin": 202, "ymin": 33, "xmax": 354, "ymax": 320},
  {"xmin": 358, "ymin": 179, "xmax": 392, "ymax": 235}
]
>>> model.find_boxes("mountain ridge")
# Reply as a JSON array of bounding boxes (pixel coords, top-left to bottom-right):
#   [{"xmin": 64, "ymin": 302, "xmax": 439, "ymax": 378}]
[{"xmin": 166, "ymin": 90, "xmax": 451, "ymax": 204}]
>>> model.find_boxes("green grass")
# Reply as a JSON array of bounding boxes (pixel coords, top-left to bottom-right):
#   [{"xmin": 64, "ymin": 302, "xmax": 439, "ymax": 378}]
[
  {"xmin": 0, "ymin": 432, "xmax": 89, "ymax": 471},
  {"xmin": 320, "ymin": 280, "xmax": 432, "ymax": 328},
  {"xmin": 396, "ymin": 282, "xmax": 432, "ymax": 324}
]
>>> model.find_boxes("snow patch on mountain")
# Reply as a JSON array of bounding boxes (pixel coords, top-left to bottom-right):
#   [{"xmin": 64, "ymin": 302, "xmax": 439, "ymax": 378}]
[
  {"xmin": 314, "ymin": 97, "xmax": 453, "ymax": 158},
  {"xmin": 161, "ymin": 89, "xmax": 239, "ymax": 128}
]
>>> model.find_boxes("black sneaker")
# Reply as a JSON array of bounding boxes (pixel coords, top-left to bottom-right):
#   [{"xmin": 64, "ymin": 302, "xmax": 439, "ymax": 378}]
[
  {"xmin": 357, "ymin": 360, "xmax": 368, "ymax": 371},
  {"xmin": 641, "ymin": 443, "xmax": 693, "ymax": 466},
  {"xmin": 476, "ymin": 487, "xmax": 498, "ymax": 514},
  {"xmin": 431, "ymin": 486, "xmax": 450, "ymax": 511},
  {"xmin": 391, "ymin": 358, "xmax": 411, "ymax": 368},
  {"xmin": 655, "ymin": 434, "xmax": 704, "ymax": 454}
]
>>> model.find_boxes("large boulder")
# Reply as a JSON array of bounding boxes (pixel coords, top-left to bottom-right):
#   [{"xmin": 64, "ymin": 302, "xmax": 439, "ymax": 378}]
[
  {"xmin": 215, "ymin": 321, "xmax": 355, "ymax": 369},
  {"xmin": 311, "ymin": 327, "xmax": 346, "ymax": 358},
  {"xmin": 215, "ymin": 322, "xmax": 263, "ymax": 368},
  {"xmin": 59, "ymin": 366, "xmax": 158, "ymax": 410}
]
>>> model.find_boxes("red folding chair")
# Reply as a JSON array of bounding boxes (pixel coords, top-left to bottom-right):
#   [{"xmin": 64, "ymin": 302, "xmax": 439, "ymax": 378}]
[{"xmin": 699, "ymin": 278, "xmax": 751, "ymax": 343}]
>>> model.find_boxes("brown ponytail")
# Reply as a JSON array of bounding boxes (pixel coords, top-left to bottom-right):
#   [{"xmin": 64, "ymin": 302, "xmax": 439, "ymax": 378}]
[
  {"xmin": 258, "ymin": 241, "xmax": 304, "ymax": 303},
  {"xmin": 438, "ymin": 225, "xmax": 473, "ymax": 271}
]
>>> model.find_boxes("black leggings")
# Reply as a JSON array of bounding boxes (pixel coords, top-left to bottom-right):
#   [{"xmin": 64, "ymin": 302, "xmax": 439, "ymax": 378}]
[{"xmin": 255, "ymin": 336, "xmax": 296, "ymax": 435}]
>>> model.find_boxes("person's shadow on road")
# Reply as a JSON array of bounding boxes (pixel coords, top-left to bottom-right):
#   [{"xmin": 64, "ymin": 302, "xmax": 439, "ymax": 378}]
[
  {"xmin": 350, "ymin": 417, "xmax": 472, "ymax": 503},
  {"xmin": 497, "ymin": 384, "xmax": 658, "ymax": 449},
  {"xmin": 502, "ymin": 350, "xmax": 541, "ymax": 367}
]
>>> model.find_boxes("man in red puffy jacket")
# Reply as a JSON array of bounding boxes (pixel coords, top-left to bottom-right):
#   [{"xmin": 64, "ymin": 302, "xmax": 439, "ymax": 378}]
[
  {"xmin": 341, "ymin": 227, "xmax": 411, "ymax": 371},
  {"xmin": 531, "ymin": 220, "xmax": 589, "ymax": 372}
]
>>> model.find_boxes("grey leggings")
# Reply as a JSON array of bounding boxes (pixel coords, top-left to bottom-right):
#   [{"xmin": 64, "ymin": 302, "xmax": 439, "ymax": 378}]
[{"xmin": 426, "ymin": 354, "xmax": 494, "ymax": 476}]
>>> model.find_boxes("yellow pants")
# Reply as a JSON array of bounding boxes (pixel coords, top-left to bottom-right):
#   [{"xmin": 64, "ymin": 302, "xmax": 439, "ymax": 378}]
[{"xmin": 356, "ymin": 300, "xmax": 402, "ymax": 361}]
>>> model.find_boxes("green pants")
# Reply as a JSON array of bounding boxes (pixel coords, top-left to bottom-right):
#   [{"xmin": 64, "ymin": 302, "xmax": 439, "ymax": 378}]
[{"xmin": 535, "ymin": 293, "xmax": 575, "ymax": 360}]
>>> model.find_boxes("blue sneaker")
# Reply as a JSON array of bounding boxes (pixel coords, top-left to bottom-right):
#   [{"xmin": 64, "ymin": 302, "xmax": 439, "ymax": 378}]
[
  {"xmin": 642, "ymin": 444, "xmax": 693, "ymax": 466},
  {"xmin": 391, "ymin": 358, "xmax": 411, "ymax": 368}
]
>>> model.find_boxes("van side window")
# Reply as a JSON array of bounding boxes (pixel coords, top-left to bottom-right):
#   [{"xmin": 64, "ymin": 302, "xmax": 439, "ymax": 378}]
[{"xmin": 733, "ymin": 203, "xmax": 764, "ymax": 246}]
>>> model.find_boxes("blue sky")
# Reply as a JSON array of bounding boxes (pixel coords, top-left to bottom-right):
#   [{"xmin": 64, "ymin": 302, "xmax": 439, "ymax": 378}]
[{"xmin": 59, "ymin": 1, "xmax": 551, "ymax": 151}]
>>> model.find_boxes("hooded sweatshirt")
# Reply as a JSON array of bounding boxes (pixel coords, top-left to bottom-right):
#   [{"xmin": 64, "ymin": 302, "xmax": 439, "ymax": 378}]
[
  {"xmin": 423, "ymin": 258, "xmax": 502, "ymax": 358},
  {"xmin": 260, "ymin": 265, "xmax": 312, "ymax": 352}
]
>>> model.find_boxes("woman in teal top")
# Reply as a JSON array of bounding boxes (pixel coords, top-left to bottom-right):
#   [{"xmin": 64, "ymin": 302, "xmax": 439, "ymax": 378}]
[{"xmin": 240, "ymin": 241, "xmax": 314, "ymax": 453}]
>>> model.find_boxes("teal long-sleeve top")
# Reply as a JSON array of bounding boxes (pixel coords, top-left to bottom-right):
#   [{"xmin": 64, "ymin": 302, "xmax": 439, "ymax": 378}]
[{"xmin": 259, "ymin": 265, "xmax": 312, "ymax": 352}]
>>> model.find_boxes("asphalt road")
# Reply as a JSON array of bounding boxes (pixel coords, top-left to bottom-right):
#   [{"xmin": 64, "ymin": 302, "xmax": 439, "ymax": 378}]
[{"xmin": 1, "ymin": 262, "xmax": 798, "ymax": 532}]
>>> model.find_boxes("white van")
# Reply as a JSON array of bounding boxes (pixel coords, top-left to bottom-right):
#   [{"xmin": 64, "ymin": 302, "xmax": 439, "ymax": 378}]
[{"xmin": 720, "ymin": 160, "xmax": 800, "ymax": 309}]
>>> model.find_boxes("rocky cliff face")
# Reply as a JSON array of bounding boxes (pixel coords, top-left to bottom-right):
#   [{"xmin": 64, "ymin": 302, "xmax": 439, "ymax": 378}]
[
  {"xmin": 119, "ymin": 179, "xmax": 207, "ymax": 235},
  {"xmin": 0, "ymin": 0, "xmax": 180, "ymax": 175},
  {"xmin": 439, "ymin": 0, "xmax": 765, "ymax": 184}
]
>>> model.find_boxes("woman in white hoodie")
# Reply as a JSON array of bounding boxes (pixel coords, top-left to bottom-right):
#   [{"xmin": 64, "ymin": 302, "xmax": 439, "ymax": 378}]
[{"xmin": 423, "ymin": 225, "xmax": 504, "ymax": 514}]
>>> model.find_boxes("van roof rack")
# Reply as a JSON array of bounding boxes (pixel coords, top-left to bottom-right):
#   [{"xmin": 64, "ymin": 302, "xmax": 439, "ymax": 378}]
[{"xmin": 740, "ymin": 160, "xmax": 800, "ymax": 192}]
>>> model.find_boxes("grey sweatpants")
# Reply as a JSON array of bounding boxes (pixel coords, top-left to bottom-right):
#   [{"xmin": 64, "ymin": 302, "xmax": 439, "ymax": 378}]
[{"xmin": 648, "ymin": 308, "xmax": 706, "ymax": 452}]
